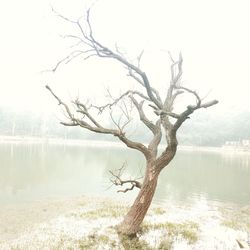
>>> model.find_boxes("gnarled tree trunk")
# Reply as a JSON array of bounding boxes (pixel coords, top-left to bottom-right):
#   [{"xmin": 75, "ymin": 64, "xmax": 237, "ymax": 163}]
[
  {"xmin": 118, "ymin": 163, "xmax": 160, "ymax": 235},
  {"xmin": 118, "ymin": 145, "xmax": 177, "ymax": 236}
]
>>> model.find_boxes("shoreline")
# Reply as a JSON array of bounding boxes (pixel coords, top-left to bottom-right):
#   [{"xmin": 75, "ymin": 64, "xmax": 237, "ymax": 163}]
[{"xmin": 1, "ymin": 135, "xmax": 250, "ymax": 154}]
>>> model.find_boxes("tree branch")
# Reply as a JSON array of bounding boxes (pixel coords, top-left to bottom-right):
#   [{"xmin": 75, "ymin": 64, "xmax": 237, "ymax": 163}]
[
  {"xmin": 45, "ymin": 85, "xmax": 74, "ymax": 119},
  {"xmin": 148, "ymin": 119, "xmax": 162, "ymax": 157},
  {"xmin": 50, "ymin": 9, "xmax": 163, "ymax": 110},
  {"xmin": 154, "ymin": 110, "xmax": 180, "ymax": 119},
  {"xmin": 129, "ymin": 96, "xmax": 157, "ymax": 135},
  {"xmin": 130, "ymin": 96, "xmax": 162, "ymax": 157},
  {"xmin": 91, "ymin": 90, "xmax": 150, "ymax": 114},
  {"xmin": 177, "ymin": 86, "xmax": 201, "ymax": 107},
  {"xmin": 73, "ymin": 99, "xmax": 102, "ymax": 128},
  {"xmin": 173, "ymin": 99, "xmax": 219, "ymax": 131},
  {"xmin": 109, "ymin": 163, "xmax": 142, "ymax": 193},
  {"xmin": 46, "ymin": 85, "xmax": 151, "ymax": 160}
]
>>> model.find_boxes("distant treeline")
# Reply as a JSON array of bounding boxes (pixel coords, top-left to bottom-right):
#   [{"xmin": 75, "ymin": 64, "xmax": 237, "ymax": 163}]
[{"xmin": 0, "ymin": 106, "xmax": 249, "ymax": 147}]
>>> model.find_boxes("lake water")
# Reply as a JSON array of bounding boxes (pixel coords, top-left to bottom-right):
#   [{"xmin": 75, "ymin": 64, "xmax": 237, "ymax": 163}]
[{"xmin": 0, "ymin": 141, "xmax": 250, "ymax": 207}]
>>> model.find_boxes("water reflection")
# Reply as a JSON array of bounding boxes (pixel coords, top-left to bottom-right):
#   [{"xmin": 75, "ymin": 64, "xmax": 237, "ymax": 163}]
[
  {"xmin": 157, "ymin": 151, "xmax": 250, "ymax": 205},
  {"xmin": 0, "ymin": 143, "xmax": 249, "ymax": 206}
]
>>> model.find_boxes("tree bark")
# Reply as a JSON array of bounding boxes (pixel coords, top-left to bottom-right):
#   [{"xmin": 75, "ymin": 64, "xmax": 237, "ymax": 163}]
[
  {"xmin": 118, "ymin": 162, "xmax": 160, "ymax": 236},
  {"xmin": 118, "ymin": 144, "xmax": 178, "ymax": 236}
]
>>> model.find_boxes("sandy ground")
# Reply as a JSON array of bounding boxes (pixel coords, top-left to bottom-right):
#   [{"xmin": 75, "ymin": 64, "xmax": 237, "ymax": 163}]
[
  {"xmin": 0, "ymin": 196, "xmax": 249, "ymax": 250},
  {"xmin": 0, "ymin": 196, "xmax": 90, "ymax": 242}
]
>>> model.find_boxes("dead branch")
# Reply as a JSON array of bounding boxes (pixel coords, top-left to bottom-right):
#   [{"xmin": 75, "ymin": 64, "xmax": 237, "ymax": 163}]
[
  {"xmin": 154, "ymin": 110, "xmax": 181, "ymax": 119},
  {"xmin": 129, "ymin": 96, "xmax": 158, "ymax": 135},
  {"xmin": 148, "ymin": 119, "xmax": 162, "ymax": 157},
  {"xmin": 137, "ymin": 50, "xmax": 144, "ymax": 68},
  {"xmin": 46, "ymin": 85, "xmax": 151, "ymax": 160},
  {"xmin": 73, "ymin": 99, "xmax": 102, "ymax": 128},
  {"xmin": 109, "ymin": 163, "xmax": 142, "ymax": 193},
  {"xmin": 127, "ymin": 69, "xmax": 162, "ymax": 104},
  {"xmin": 46, "ymin": 85, "xmax": 74, "ymax": 120},
  {"xmin": 177, "ymin": 86, "xmax": 201, "ymax": 106},
  {"xmin": 50, "ymin": 8, "xmax": 163, "ymax": 109},
  {"xmin": 200, "ymin": 100, "xmax": 219, "ymax": 108},
  {"xmin": 90, "ymin": 90, "xmax": 150, "ymax": 114}
]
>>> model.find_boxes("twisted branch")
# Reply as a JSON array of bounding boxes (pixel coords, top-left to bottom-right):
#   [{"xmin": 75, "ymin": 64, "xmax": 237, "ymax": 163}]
[{"xmin": 109, "ymin": 163, "xmax": 142, "ymax": 193}]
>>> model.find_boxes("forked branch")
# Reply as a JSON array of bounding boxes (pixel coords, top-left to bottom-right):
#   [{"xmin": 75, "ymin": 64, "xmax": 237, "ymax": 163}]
[
  {"xmin": 91, "ymin": 90, "xmax": 150, "ymax": 114},
  {"xmin": 109, "ymin": 163, "xmax": 142, "ymax": 193},
  {"xmin": 50, "ymin": 8, "xmax": 163, "ymax": 109},
  {"xmin": 46, "ymin": 85, "xmax": 151, "ymax": 160}
]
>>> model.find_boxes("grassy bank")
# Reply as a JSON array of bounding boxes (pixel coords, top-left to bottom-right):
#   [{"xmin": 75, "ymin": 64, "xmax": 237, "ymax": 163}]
[{"xmin": 0, "ymin": 196, "xmax": 249, "ymax": 249}]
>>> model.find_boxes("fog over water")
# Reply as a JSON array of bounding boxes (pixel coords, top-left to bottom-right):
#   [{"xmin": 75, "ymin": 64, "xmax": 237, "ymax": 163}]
[{"xmin": 1, "ymin": 142, "xmax": 249, "ymax": 207}]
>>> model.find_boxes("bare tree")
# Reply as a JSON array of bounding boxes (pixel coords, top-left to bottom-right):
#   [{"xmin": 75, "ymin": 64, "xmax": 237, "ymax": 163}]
[{"xmin": 46, "ymin": 9, "xmax": 218, "ymax": 236}]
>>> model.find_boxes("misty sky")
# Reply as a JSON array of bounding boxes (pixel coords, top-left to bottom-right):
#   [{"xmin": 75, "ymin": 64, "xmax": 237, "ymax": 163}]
[{"xmin": 0, "ymin": 0, "xmax": 249, "ymax": 114}]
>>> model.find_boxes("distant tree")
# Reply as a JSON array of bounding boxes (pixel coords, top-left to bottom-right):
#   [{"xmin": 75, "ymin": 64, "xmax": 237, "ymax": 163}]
[{"xmin": 46, "ymin": 9, "xmax": 218, "ymax": 236}]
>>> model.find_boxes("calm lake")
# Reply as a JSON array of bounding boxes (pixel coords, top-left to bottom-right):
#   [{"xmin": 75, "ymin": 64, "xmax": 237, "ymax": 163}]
[{"xmin": 0, "ymin": 141, "xmax": 250, "ymax": 207}]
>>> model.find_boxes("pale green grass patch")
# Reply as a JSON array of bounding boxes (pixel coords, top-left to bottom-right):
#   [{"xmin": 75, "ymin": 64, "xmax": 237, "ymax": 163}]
[
  {"xmin": 141, "ymin": 221, "xmax": 199, "ymax": 245},
  {"xmin": 220, "ymin": 205, "xmax": 250, "ymax": 232}
]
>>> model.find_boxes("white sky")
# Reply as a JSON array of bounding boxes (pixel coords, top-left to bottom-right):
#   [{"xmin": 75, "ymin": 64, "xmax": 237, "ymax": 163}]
[{"xmin": 0, "ymin": 0, "xmax": 250, "ymax": 113}]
